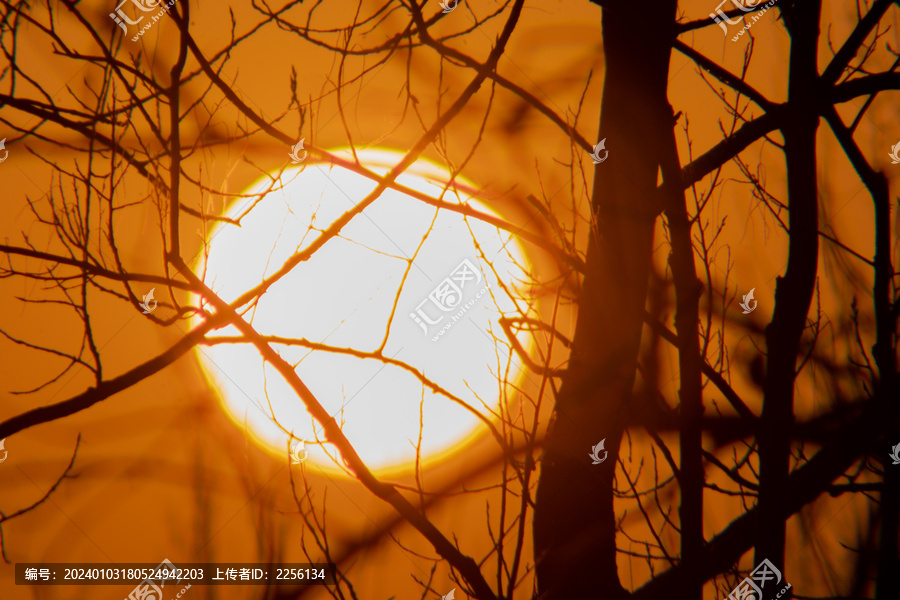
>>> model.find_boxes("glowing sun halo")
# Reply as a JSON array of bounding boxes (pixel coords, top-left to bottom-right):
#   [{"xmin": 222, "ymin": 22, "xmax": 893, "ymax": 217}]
[{"xmin": 192, "ymin": 149, "xmax": 531, "ymax": 473}]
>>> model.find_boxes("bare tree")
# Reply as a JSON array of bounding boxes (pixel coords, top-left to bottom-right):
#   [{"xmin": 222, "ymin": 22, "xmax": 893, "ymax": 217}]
[{"xmin": 1, "ymin": 1, "xmax": 898, "ymax": 599}]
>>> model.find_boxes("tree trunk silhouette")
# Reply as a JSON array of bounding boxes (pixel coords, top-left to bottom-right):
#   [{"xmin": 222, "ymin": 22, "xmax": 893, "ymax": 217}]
[
  {"xmin": 755, "ymin": 2, "xmax": 821, "ymax": 594},
  {"xmin": 532, "ymin": 2, "xmax": 677, "ymax": 598},
  {"xmin": 3, "ymin": 2, "xmax": 899, "ymax": 599}
]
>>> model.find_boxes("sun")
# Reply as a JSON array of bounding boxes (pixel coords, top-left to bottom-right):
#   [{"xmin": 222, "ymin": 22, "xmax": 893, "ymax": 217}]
[{"xmin": 192, "ymin": 148, "xmax": 531, "ymax": 473}]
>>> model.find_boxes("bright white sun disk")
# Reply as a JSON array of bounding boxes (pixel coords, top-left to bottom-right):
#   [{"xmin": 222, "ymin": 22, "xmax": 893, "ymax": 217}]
[{"xmin": 192, "ymin": 149, "xmax": 530, "ymax": 473}]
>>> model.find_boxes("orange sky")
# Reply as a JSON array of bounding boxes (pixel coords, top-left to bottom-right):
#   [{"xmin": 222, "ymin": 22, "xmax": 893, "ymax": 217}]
[{"xmin": 1, "ymin": 1, "xmax": 897, "ymax": 599}]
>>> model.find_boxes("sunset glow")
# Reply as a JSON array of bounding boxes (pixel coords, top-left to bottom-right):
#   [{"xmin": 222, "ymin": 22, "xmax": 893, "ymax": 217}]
[{"xmin": 193, "ymin": 149, "xmax": 531, "ymax": 472}]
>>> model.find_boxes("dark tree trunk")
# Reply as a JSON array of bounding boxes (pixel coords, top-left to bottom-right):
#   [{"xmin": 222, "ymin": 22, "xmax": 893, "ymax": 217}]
[
  {"xmin": 532, "ymin": 2, "xmax": 677, "ymax": 598},
  {"xmin": 755, "ymin": 1, "xmax": 822, "ymax": 595},
  {"xmin": 872, "ymin": 95, "xmax": 900, "ymax": 600},
  {"xmin": 659, "ymin": 88, "xmax": 705, "ymax": 600},
  {"xmin": 822, "ymin": 69, "xmax": 898, "ymax": 600},
  {"xmin": 876, "ymin": 420, "xmax": 900, "ymax": 599}
]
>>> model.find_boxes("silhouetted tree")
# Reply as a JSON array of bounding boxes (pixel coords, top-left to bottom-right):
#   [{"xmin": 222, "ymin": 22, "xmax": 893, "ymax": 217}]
[{"xmin": 1, "ymin": 1, "xmax": 898, "ymax": 599}]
